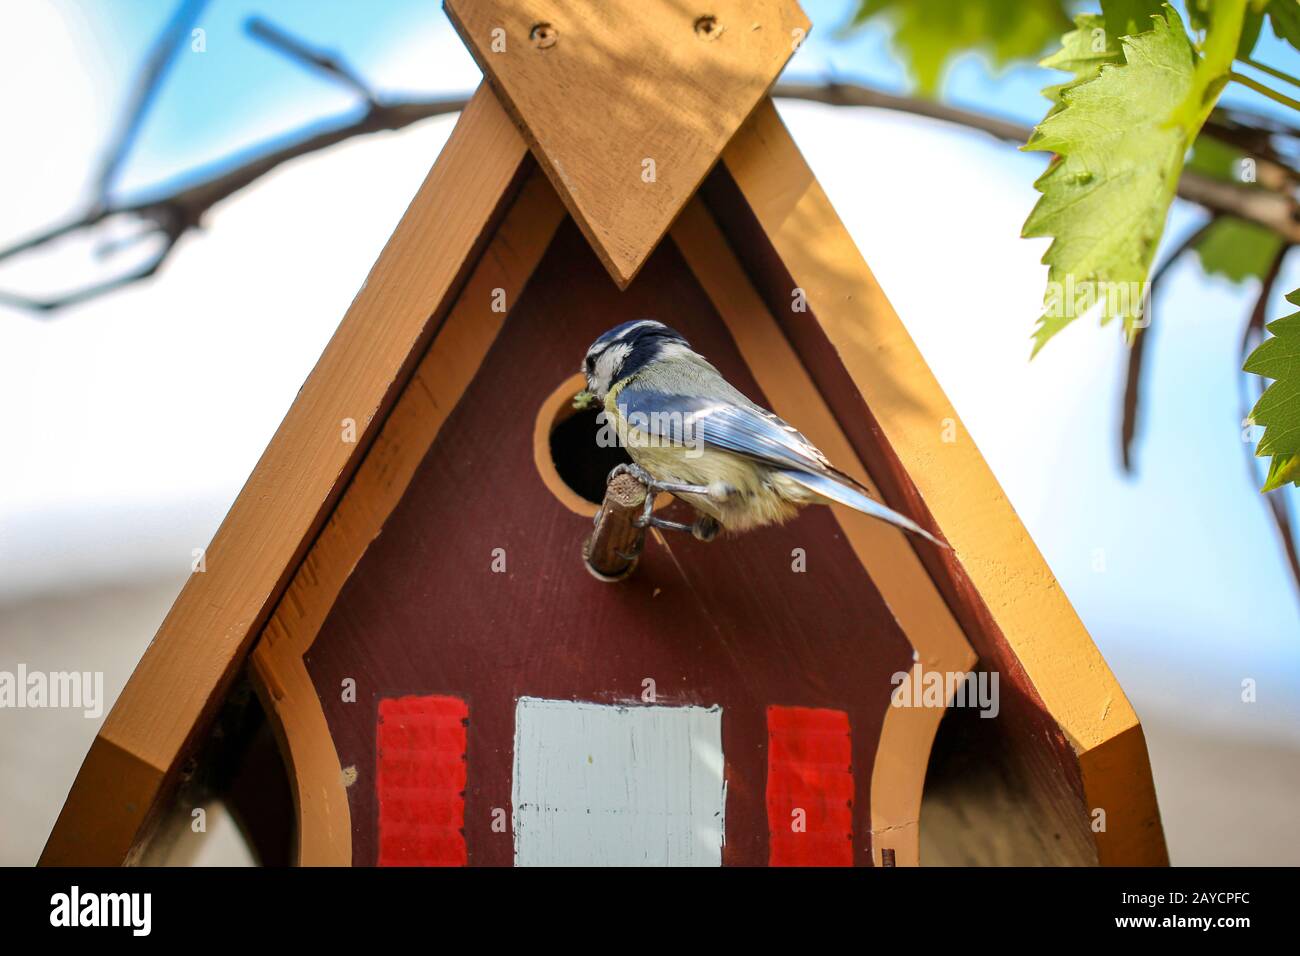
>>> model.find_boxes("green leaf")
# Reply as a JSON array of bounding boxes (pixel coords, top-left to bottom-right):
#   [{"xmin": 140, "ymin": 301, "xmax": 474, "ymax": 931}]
[
  {"xmin": 849, "ymin": 0, "xmax": 1072, "ymax": 94},
  {"xmin": 1264, "ymin": 454, "xmax": 1300, "ymax": 491},
  {"xmin": 1022, "ymin": 6, "xmax": 1196, "ymax": 352},
  {"xmin": 1022, "ymin": 2, "xmax": 1245, "ymax": 354},
  {"xmin": 1194, "ymin": 217, "xmax": 1284, "ymax": 282},
  {"xmin": 1267, "ymin": 0, "xmax": 1300, "ymax": 52},
  {"xmin": 1185, "ymin": 133, "xmax": 1247, "ymax": 180},
  {"xmin": 1103, "ymin": 0, "xmax": 1168, "ymax": 38},
  {"xmin": 1039, "ymin": 12, "xmax": 1122, "ymax": 112},
  {"xmin": 1041, "ymin": 12, "xmax": 1122, "ymax": 74},
  {"xmin": 1245, "ymin": 290, "xmax": 1300, "ymax": 490},
  {"xmin": 1238, "ymin": 6, "xmax": 1267, "ymax": 56}
]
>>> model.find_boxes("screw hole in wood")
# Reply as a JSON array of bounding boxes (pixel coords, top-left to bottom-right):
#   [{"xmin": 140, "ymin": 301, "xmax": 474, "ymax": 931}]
[
  {"xmin": 694, "ymin": 15, "xmax": 721, "ymax": 39},
  {"xmin": 530, "ymin": 22, "xmax": 557, "ymax": 49}
]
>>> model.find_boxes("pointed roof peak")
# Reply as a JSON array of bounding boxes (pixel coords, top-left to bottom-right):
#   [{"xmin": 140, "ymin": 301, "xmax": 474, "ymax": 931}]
[{"xmin": 445, "ymin": 0, "xmax": 810, "ymax": 287}]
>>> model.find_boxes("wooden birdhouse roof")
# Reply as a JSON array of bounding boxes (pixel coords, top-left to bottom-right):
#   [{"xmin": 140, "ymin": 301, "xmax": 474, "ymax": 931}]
[
  {"xmin": 42, "ymin": 1, "xmax": 1165, "ymax": 868},
  {"xmin": 445, "ymin": 0, "xmax": 810, "ymax": 287}
]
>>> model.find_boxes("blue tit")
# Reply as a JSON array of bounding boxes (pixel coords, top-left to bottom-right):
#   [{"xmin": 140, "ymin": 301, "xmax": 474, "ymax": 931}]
[{"xmin": 575, "ymin": 319, "xmax": 946, "ymax": 547}]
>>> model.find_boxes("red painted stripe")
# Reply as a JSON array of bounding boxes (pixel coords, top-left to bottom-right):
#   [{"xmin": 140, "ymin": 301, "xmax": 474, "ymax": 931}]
[
  {"xmin": 377, "ymin": 694, "xmax": 468, "ymax": 866},
  {"xmin": 766, "ymin": 705, "xmax": 854, "ymax": 866}
]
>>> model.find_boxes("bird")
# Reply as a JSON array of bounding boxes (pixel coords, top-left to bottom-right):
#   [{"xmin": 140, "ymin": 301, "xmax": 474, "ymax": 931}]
[{"xmin": 573, "ymin": 319, "xmax": 946, "ymax": 548}]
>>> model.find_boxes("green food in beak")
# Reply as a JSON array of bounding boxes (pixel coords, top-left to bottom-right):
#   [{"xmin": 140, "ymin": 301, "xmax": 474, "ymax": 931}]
[{"xmin": 572, "ymin": 389, "xmax": 597, "ymax": 410}]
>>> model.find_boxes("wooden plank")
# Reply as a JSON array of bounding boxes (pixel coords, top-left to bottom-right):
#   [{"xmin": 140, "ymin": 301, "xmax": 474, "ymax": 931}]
[
  {"xmin": 40, "ymin": 84, "xmax": 532, "ymax": 866},
  {"xmin": 717, "ymin": 98, "xmax": 1167, "ymax": 865},
  {"xmin": 671, "ymin": 198, "xmax": 975, "ymax": 865},
  {"xmin": 445, "ymin": 0, "xmax": 810, "ymax": 288},
  {"xmin": 251, "ymin": 169, "xmax": 566, "ymax": 865}
]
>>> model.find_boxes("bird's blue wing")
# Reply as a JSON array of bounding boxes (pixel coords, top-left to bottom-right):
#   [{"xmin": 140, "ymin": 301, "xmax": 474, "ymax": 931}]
[
  {"xmin": 614, "ymin": 388, "xmax": 833, "ymax": 475},
  {"xmin": 614, "ymin": 388, "xmax": 948, "ymax": 546},
  {"xmin": 778, "ymin": 469, "xmax": 946, "ymax": 547}
]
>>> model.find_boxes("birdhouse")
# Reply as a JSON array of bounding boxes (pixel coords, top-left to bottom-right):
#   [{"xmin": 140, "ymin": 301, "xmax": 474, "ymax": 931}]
[{"xmin": 42, "ymin": 0, "xmax": 1167, "ymax": 867}]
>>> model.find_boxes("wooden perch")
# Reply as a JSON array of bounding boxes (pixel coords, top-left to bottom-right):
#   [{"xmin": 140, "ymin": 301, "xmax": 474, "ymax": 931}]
[{"xmin": 583, "ymin": 470, "xmax": 649, "ymax": 582}]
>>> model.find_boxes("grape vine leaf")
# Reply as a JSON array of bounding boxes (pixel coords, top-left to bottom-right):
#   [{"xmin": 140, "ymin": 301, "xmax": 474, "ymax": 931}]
[
  {"xmin": 1022, "ymin": 6, "xmax": 1197, "ymax": 353},
  {"xmin": 1186, "ymin": 134, "xmax": 1246, "ymax": 181},
  {"xmin": 1104, "ymin": 0, "xmax": 1168, "ymax": 38},
  {"xmin": 1195, "ymin": 217, "xmax": 1285, "ymax": 283},
  {"xmin": 1267, "ymin": 0, "xmax": 1300, "ymax": 52},
  {"xmin": 1245, "ymin": 290, "xmax": 1300, "ymax": 491},
  {"xmin": 1239, "ymin": 7, "xmax": 1266, "ymax": 56},
  {"xmin": 1185, "ymin": 139, "xmax": 1280, "ymax": 285},
  {"xmin": 1022, "ymin": 2, "xmax": 1244, "ymax": 354},
  {"xmin": 1039, "ymin": 12, "xmax": 1121, "ymax": 113},
  {"xmin": 849, "ymin": 0, "xmax": 1072, "ymax": 94}
]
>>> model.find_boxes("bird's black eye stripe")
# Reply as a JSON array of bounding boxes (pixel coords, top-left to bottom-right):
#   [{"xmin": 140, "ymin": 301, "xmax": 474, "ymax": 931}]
[{"xmin": 585, "ymin": 355, "xmax": 595, "ymax": 372}]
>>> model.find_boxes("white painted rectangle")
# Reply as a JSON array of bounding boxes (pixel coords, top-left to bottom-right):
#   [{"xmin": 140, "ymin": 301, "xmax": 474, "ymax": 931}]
[{"xmin": 511, "ymin": 697, "xmax": 725, "ymax": 866}]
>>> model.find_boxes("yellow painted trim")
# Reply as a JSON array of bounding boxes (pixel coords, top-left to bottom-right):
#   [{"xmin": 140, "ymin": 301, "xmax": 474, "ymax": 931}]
[
  {"xmin": 534, "ymin": 374, "xmax": 604, "ymax": 518},
  {"xmin": 720, "ymin": 98, "xmax": 1166, "ymax": 864},
  {"xmin": 251, "ymin": 163, "xmax": 567, "ymax": 865}
]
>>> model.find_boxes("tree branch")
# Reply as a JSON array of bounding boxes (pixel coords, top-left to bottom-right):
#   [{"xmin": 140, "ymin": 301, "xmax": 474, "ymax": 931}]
[
  {"xmin": 0, "ymin": 236, "xmax": 178, "ymax": 313},
  {"xmin": 774, "ymin": 80, "xmax": 1300, "ymax": 244},
  {"xmin": 93, "ymin": 0, "xmax": 211, "ymax": 207},
  {"xmin": 5, "ymin": 43, "xmax": 1300, "ymax": 313},
  {"xmin": 246, "ymin": 16, "xmax": 378, "ymax": 106},
  {"xmin": 1120, "ymin": 217, "xmax": 1220, "ymax": 474}
]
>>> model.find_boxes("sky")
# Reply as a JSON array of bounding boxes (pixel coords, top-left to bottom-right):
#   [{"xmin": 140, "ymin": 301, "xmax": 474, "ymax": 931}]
[{"xmin": 0, "ymin": 0, "xmax": 1298, "ymax": 745}]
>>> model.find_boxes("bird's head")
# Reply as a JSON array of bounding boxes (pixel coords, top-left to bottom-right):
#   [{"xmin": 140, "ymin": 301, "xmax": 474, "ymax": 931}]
[{"xmin": 580, "ymin": 319, "xmax": 690, "ymax": 402}]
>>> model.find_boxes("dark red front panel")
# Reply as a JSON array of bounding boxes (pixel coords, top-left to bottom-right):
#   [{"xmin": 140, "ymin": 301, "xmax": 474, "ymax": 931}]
[{"xmin": 304, "ymin": 219, "xmax": 915, "ymax": 865}]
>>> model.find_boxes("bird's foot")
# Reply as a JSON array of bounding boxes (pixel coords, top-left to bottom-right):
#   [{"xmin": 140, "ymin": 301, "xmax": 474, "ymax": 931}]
[
  {"xmin": 606, "ymin": 464, "xmax": 725, "ymax": 542},
  {"xmin": 608, "ymin": 464, "xmax": 733, "ymax": 506},
  {"xmin": 638, "ymin": 512, "xmax": 722, "ymax": 541},
  {"xmin": 608, "ymin": 462, "xmax": 656, "ymax": 489}
]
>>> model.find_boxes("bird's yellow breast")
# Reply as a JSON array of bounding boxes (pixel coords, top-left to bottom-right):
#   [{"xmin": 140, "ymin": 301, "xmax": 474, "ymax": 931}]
[{"xmin": 604, "ymin": 383, "xmax": 807, "ymax": 530}]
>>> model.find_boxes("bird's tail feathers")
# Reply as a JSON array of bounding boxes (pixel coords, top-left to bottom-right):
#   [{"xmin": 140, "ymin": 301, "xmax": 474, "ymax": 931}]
[{"xmin": 779, "ymin": 469, "xmax": 949, "ymax": 549}]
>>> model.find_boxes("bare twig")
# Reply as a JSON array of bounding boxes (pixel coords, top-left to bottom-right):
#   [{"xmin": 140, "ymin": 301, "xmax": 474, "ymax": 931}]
[
  {"xmin": 0, "ymin": 238, "xmax": 176, "ymax": 313},
  {"xmin": 246, "ymin": 16, "xmax": 378, "ymax": 106},
  {"xmin": 1237, "ymin": 245, "xmax": 1300, "ymax": 598},
  {"xmin": 1213, "ymin": 102, "xmax": 1300, "ymax": 139},
  {"xmin": 5, "ymin": 43, "xmax": 1300, "ymax": 313},
  {"xmin": 94, "ymin": 0, "xmax": 210, "ymax": 206},
  {"xmin": 775, "ymin": 79, "xmax": 1300, "ymax": 244},
  {"xmin": 1121, "ymin": 217, "xmax": 1220, "ymax": 473},
  {"xmin": 774, "ymin": 79, "xmax": 1034, "ymax": 141},
  {"xmin": 1204, "ymin": 115, "xmax": 1299, "ymax": 193},
  {"xmin": 0, "ymin": 17, "xmax": 463, "ymax": 312}
]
